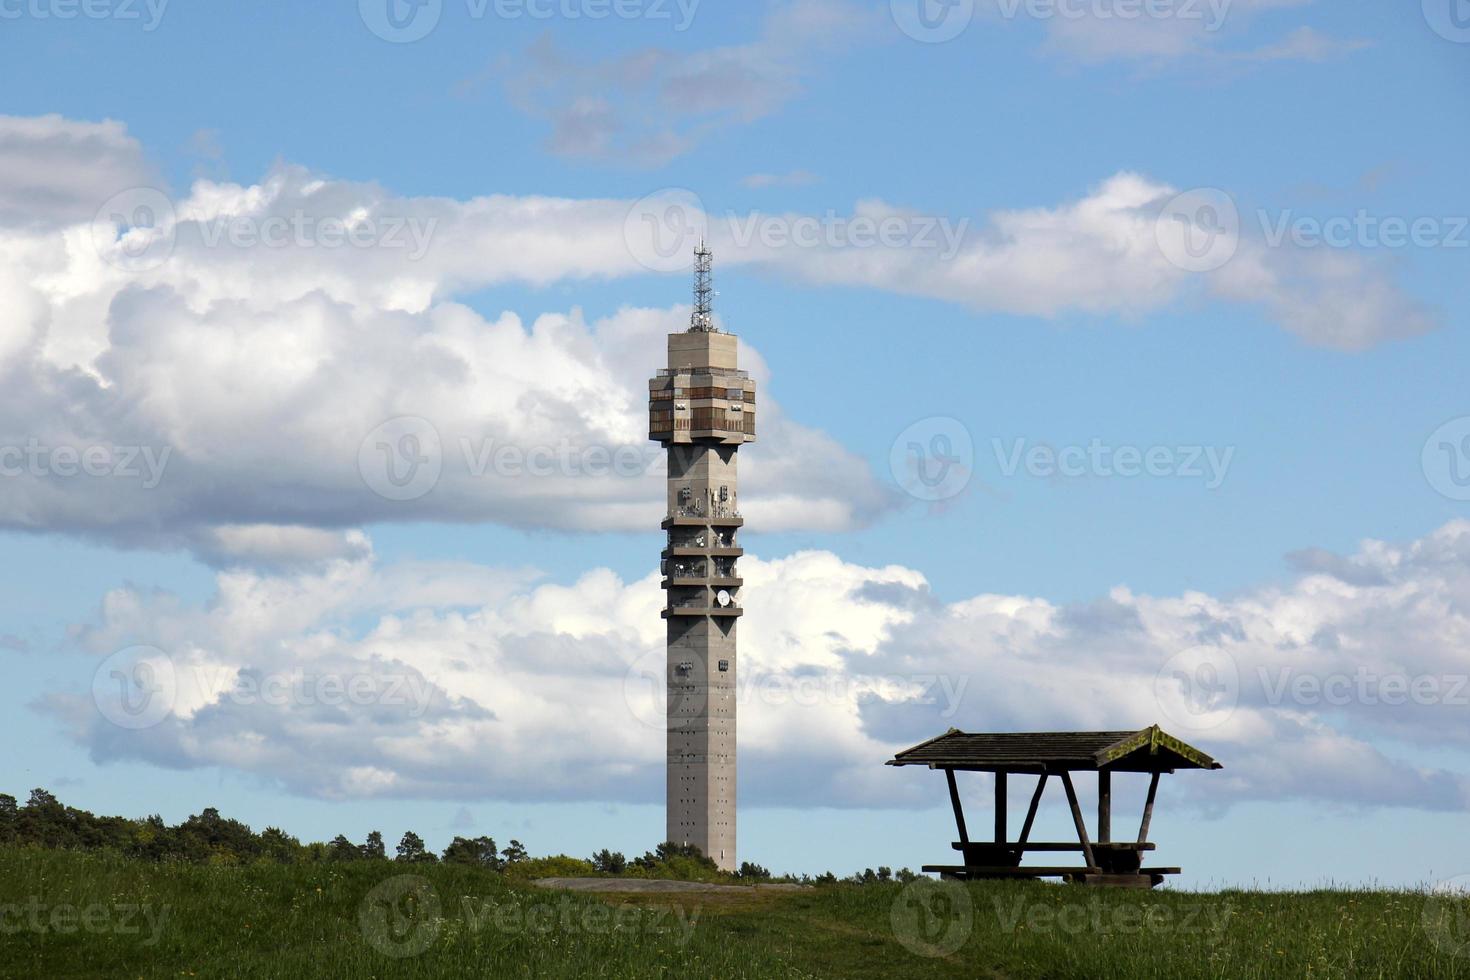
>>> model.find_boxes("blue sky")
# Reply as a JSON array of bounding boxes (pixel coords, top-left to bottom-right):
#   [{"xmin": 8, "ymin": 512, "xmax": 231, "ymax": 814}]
[{"xmin": 2, "ymin": 0, "xmax": 1470, "ymax": 887}]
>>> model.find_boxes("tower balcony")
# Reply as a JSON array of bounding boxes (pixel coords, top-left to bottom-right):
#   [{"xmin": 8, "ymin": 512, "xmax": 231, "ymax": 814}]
[
  {"xmin": 661, "ymin": 515, "xmax": 743, "ymax": 530},
  {"xmin": 662, "ymin": 546, "xmax": 744, "ymax": 559},
  {"xmin": 662, "ymin": 604, "xmax": 744, "ymax": 619},
  {"xmin": 660, "ymin": 576, "xmax": 744, "ymax": 590}
]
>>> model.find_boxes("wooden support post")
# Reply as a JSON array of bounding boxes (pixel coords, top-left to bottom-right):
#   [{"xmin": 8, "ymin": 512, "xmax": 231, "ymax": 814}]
[
  {"xmin": 1017, "ymin": 773, "xmax": 1048, "ymax": 847},
  {"xmin": 1059, "ymin": 771, "xmax": 1096, "ymax": 871},
  {"xmin": 1097, "ymin": 770, "xmax": 1111, "ymax": 844},
  {"xmin": 994, "ymin": 772, "xmax": 1008, "ymax": 843},
  {"xmin": 945, "ymin": 769, "xmax": 969, "ymax": 845},
  {"xmin": 1137, "ymin": 771, "xmax": 1160, "ymax": 845}
]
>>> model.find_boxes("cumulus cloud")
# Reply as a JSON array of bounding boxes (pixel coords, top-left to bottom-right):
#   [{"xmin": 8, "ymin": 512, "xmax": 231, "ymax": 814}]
[
  {"xmin": 43, "ymin": 521, "xmax": 1470, "ymax": 813},
  {"xmin": 0, "ymin": 122, "xmax": 893, "ymax": 555},
  {"xmin": 0, "ymin": 117, "xmax": 1434, "ymax": 559}
]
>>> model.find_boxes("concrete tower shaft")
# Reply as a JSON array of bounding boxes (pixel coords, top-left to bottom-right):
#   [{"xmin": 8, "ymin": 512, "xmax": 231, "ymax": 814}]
[{"xmin": 648, "ymin": 249, "xmax": 754, "ymax": 873}]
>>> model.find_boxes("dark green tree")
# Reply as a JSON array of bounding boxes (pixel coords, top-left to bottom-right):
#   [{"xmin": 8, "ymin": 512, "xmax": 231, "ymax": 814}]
[
  {"xmin": 395, "ymin": 831, "xmax": 435, "ymax": 863},
  {"xmin": 260, "ymin": 827, "xmax": 300, "ymax": 863},
  {"xmin": 737, "ymin": 861, "xmax": 771, "ymax": 881},
  {"xmin": 443, "ymin": 836, "xmax": 501, "ymax": 869},
  {"xmin": 361, "ymin": 830, "xmax": 386, "ymax": 860},
  {"xmin": 328, "ymin": 834, "xmax": 360, "ymax": 861},
  {"xmin": 590, "ymin": 849, "xmax": 626, "ymax": 875}
]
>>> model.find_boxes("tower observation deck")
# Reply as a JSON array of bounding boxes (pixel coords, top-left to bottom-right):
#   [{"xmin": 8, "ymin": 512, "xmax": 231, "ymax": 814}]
[{"xmin": 648, "ymin": 242, "xmax": 755, "ymax": 873}]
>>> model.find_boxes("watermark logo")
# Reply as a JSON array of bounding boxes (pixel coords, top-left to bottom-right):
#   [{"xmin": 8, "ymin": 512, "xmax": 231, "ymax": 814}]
[
  {"xmin": 1153, "ymin": 645, "xmax": 1239, "ymax": 731},
  {"xmin": 890, "ymin": 0, "xmax": 975, "ymax": 43},
  {"xmin": 1424, "ymin": 874, "xmax": 1470, "ymax": 956},
  {"xmin": 624, "ymin": 189, "xmax": 708, "ymax": 273},
  {"xmin": 891, "ymin": 878, "xmax": 973, "ymax": 957},
  {"xmin": 889, "ymin": 417, "xmax": 974, "ymax": 502},
  {"xmin": 92, "ymin": 646, "xmax": 177, "ymax": 731},
  {"xmin": 1424, "ymin": 0, "xmax": 1470, "ymax": 43},
  {"xmin": 360, "ymin": 875, "xmax": 443, "ymax": 958},
  {"xmin": 1423, "ymin": 417, "xmax": 1470, "ymax": 502},
  {"xmin": 92, "ymin": 187, "xmax": 177, "ymax": 272},
  {"xmin": 359, "ymin": 416, "xmax": 444, "ymax": 502},
  {"xmin": 623, "ymin": 647, "xmax": 702, "ymax": 733},
  {"xmin": 359, "ymin": 0, "xmax": 442, "ymax": 42},
  {"xmin": 1155, "ymin": 188, "xmax": 1240, "ymax": 273}
]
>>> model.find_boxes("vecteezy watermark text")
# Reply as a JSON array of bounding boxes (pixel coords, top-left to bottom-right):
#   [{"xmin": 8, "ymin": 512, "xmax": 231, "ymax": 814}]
[
  {"xmin": 359, "ymin": 416, "xmax": 660, "ymax": 503},
  {"xmin": 624, "ymin": 189, "xmax": 970, "ymax": 273},
  {"xmin": 195, "ymin": 210, "xmax": 437, "ymax": 260},
  {"xmin": 889, "ymin": 879, "xmax": 1231, "ymax": 959},
  {"xmin": 994, "ymin": 0, "xmax": 1232, "ymax": 30},
  {"xmin": 359, "ymin": 0, "xmax": 700, "ymax": 43},
  {"xmin": 992, "ymin": 894, "xmax": 1233, "ymax": 938},
  {"xmin": 359, "ymin": 875, "xmax": 700, "ymax": 958},
  {"xmin": 0, "ymin": 440, "xmax": 170, "ymax": 489},
  {"xmin": 890, "ymin": 0, "xmax": 1233, "ymax": 44},
  {"xmin": 1156, "ymin": 188, "xmax": 1469, "ymax": 273},
  {"xmin": 92, "ymin": 645, "xmax": 438, "ymax": 730},
  {"xmin": 993, "ymin": 438, "xmax": 1235, "ymax": 489},
  {"xmin": 623, "ymin": 650, "xmax": 970, "ymax": 733},
  {"xmin": 1155, "ymin": 646, "xmax": 1470, "ymax": 731},
  {"xmin": 0, "ymin": 899, "xmax": 169, "ymax": 945},
  {"xmin": 0, "ymin": 0, "xmax": 167, "ymax": 30},
  {"xmin": 91, "ymin": 187, "xmax": 439, "ymax": 273}
]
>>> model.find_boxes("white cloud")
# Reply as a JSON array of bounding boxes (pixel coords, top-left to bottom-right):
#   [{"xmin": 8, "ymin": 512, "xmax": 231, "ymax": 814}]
[
  {"xmin": 0, "ymin": 117, "xmax": 1434, "ymax": 559},
  {"xmin": 716, "ymin": 174, "xmax": 1437, "ymax": 349},
  {"xmin": 44, "ymin": 520, "xmax": 1470, "ymax": 813},
  {"xmin": 0, "ymin": 125, "xmax": 893, "ymax": 554}
]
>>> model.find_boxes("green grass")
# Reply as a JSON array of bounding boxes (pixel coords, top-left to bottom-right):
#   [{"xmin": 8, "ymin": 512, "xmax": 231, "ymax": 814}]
[{"xmin": 1, "ymin": 847, "xmax": 1468, "ymax": 978}]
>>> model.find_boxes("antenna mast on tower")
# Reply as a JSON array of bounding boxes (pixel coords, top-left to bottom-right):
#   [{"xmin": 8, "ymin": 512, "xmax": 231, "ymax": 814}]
[{"xmin": 690, "ymin": 240, "xmax": 715, "ymax": 333}]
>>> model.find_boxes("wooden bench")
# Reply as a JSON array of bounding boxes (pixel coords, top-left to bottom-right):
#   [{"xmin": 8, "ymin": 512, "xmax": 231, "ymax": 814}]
[
  {"xmin": 922, "ymin": 863, "xmax": 1182, "ymax": 888},
  {"xmin": 950, "ymin": 841, "xmax": 1157, "ymax": 874}
]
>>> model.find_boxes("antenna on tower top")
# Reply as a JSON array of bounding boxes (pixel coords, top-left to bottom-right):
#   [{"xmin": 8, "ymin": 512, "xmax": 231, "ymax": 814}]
[{"xmin": 689, "ymin": 240, "xmax": 716, "ymax": 333}]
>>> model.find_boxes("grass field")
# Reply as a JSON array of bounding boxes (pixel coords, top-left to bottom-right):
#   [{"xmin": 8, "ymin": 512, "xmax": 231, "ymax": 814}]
[{"xmin": 2, "ymin": 847, "xmax": 1469, "ymax": 978}]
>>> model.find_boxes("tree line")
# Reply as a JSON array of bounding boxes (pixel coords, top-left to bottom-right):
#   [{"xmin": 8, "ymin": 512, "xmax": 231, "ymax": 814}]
[{"xmin": 0, "ymin": 788, "xmax": 915, "ymax": 885}]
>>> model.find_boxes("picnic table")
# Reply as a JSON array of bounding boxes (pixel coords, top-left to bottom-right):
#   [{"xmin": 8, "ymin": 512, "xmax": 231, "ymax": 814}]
[{"xmin": 887, "ymin": 725, "xmax": 1222, "ymax": 888}]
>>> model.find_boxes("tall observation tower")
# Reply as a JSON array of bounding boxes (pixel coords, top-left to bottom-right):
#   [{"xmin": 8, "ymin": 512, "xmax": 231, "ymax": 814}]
[{"xmin": 648, "ymin": 242, "xmax": 755, "ymax": 873}]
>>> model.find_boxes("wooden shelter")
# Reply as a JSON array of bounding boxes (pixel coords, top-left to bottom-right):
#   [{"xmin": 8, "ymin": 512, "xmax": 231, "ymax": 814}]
[{"xmin": 888, "ymin": 725, "xmax": 1222, "ymax": 888}]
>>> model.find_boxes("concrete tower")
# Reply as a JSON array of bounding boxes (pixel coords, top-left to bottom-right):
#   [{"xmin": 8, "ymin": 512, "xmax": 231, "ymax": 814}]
[{"xmin": 648, "ymin": 243, "xmax": 755, "ymax": 873}]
